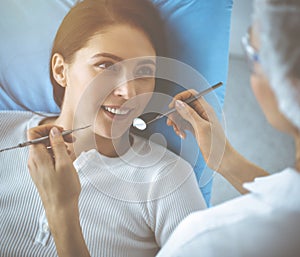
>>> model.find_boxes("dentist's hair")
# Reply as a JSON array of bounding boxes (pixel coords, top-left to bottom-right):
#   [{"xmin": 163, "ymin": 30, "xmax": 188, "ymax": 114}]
[{"xmin": 254, "ymin": 0, "xmax": 300, "ymax": 129}]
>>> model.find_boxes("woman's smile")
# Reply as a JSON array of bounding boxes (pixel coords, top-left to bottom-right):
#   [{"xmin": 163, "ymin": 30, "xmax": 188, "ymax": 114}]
[{"xmin": 101, "ymin": 105, "xmax": 134, "ymax": 121}]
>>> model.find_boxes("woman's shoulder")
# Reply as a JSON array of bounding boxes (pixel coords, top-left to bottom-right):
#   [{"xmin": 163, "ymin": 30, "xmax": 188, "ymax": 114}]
[
  {"xmin": 0, "ymin": 110, "xmax": 54, "ymax": 121},
  {"xmin": 0, "ymin": 110, "xmax": 52, "ymax": 137},
  {"xmin": 0, "ymin": 110, "xmax": 34, "ymax": 124},
  {"xmin": 0, "ymin": 111, "xmax": 34, "ymax": 145},
  {"xmin": 0, "ymin": 110, "xmax": 41, "ymax": 125}
]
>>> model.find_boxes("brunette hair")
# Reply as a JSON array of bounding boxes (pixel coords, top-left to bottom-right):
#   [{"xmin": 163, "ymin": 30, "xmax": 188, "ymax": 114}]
[{"xmin": 50, "ymin": 0, "xmax": 166, "ymax": 108}]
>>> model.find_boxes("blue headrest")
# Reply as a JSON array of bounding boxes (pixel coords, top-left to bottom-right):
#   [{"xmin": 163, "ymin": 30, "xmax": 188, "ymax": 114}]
[{"xmin": 0, "ymin": 0, "xmax": 233, "ymax": 205}]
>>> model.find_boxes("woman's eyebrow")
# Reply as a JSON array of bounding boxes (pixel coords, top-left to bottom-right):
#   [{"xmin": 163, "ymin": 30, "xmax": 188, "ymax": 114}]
[
  {"xmin": 137, "ymin": 59, "xmax": 156, "ymax": 66},
  {"xmin": 91, "ymin": 52, "xmax": 123, "ymax": 61},
  {"xmin": 91, "ymin": 53, "xmax": 156, "ymax": 66}
]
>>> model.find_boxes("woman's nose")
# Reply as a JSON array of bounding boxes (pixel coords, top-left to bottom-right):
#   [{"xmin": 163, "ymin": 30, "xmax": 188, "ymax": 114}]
[{"xmin": 113, "ymin": 81, "xmax": 137, "ymax": 100}]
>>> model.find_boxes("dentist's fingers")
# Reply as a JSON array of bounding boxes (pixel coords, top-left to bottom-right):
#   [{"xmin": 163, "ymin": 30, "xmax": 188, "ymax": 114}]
[
  {"xmin": 27, "ymin": 124, "xmax": 75, "ymax": 144},
  {"xmin": 27, "ymin": 125, "xmax": 64, "ymax": 171},
  {"xmin": 172, "ymin": 123, "xmax": 187, "ymax": 139},
  {"xmin": 165, "ymin": 89, "xmax": 233, "ymax": 174},
  {"xmin": 168, "ymin": 90, "xmax": 211, "ymax": 121},
  {"xmin": 174, "ymin": 100, "xmax": 203, "ymax": 129},
  {"xmin": 27, "ymin": 125, "xmax": 75, "ymax": 176},
  {"xmin": 49, "ymin": 127, "xmax": 74, "ymax": 170},
  {"xmin": 167, "ymin": 89, "xmax": 220, "ymax": 137},
  {"xmin": 167, "ymin": 111, "xmax": 192, "ymax": 138}
]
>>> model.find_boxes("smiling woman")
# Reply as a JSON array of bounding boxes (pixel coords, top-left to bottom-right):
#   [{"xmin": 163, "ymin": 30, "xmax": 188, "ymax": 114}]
[
  {"xmin": 51, "ymin": 24, "xmax": 158, "ymax": 145},
  {"xmin": 0, "ymin": 0, "xmax": 207, "ymax": 257}
]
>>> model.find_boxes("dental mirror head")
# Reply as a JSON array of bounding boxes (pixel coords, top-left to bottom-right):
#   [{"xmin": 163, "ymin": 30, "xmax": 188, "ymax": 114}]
[{"xmin": 133, "ymin": 117, "xmax": 147, "ymax": 131}]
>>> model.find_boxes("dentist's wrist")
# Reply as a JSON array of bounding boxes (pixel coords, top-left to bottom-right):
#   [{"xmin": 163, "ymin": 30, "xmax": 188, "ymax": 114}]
[
  {"xmin": 217, "ymin": 141, "xmax": 238, "ymax": 176},
  {"xmin": 216, "ymin": 141, "xmax": 269, "ymax": 194}
]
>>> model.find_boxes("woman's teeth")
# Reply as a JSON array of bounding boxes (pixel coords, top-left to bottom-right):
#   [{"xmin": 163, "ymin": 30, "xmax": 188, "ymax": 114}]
[{"xmin": 103, "ymin": 106, "xmax": 130, "ymax": 115}]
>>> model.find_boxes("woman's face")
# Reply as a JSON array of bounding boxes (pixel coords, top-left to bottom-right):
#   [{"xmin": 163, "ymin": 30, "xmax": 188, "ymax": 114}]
[
  {"xmin": 249, "ymin": 25, "xmax": 298, "ymax": 135},
  {"xmin": 54, "ymin": 24, "xmax": 156, "ymax": 138}
]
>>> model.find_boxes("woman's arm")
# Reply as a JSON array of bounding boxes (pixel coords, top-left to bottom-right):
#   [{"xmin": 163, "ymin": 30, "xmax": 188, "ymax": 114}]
[
  {"xmin": 27, "ymin": 125, "xmax": 91, "ymax": 257},
  {"xmin": 167, "ymin": 90, "xmax": 268, "ymax": 194}
]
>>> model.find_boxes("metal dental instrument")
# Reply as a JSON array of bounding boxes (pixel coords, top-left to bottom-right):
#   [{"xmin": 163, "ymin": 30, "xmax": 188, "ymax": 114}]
[
  {"xmin": 145, "ymin": 82, "xmax": 223, "ymax": 126},
  {"xmin": 0, "ymin": 125, "xmax": 91, "ymax": 153}
]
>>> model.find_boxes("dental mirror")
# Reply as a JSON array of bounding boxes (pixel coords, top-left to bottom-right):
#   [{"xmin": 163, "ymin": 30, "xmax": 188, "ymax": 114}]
[
  {"xmin": 132, "ymin": 82, "xmax": 223, "ymax": 131},
  {"xmin": 133, "ymin": 117, "xmax": 147, "ymax": 131}
]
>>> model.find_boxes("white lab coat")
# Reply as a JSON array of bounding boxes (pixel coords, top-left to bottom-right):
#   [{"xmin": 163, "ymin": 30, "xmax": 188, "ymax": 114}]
[{"xmin": 157, "ymin": 168, "xmax": 300, "ymax": 257}]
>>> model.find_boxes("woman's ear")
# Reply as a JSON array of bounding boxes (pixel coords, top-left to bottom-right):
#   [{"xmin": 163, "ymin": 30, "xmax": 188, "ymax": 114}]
[{"xmin": 52, "ymin": 53, "xmax": 68, "ymax": 87}]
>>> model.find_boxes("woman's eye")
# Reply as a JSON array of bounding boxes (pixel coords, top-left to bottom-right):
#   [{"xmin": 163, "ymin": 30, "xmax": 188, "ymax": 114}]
[
  {"xmin": 96, "ymin": 61, "xmax": 118, "ymax": 72},
  {"xmin": 135, "ymin": 66, "xmax": 155, "ymax": 78}
]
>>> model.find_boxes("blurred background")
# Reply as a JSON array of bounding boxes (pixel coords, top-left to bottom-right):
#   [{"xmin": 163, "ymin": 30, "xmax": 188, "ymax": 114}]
[{"xmin": 211, "ymin": 0, "xmax": 295, "ymax": 205}]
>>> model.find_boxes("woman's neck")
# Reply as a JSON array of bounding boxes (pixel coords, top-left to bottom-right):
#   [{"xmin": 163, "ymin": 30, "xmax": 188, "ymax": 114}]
[
  {"xmin": 66, "ymin": 131, "xmax": 132, "ymax": 160},
  {"xmin": 95, "ymin": 132, "xmax": 132, "ymax": 158},
  {"xmin": 49, "ymin": 115, "xmax": 132, "ymax": 159}
]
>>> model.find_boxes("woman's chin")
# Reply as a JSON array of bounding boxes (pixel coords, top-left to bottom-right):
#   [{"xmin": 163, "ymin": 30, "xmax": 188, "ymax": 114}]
[
  {"xmin": 94, "ymin": 113, "xmax": 133, "ymax": 139},
  {"xmin": 92, "ymin": 125, "xmax": 130, "ymax": 140}
]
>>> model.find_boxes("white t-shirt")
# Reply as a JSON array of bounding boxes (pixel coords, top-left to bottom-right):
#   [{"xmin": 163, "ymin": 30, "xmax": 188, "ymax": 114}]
[
  {"xmin": 0, "ymin": 111, "xmax": 206, "ymax": 257},
  {"xmin": 157, "ymin": 168, "xmax": 300, "ymax": 257}
]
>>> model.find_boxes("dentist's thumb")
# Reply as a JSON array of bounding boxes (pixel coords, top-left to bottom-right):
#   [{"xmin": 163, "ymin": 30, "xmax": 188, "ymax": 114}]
[{"xmin": 50, "ymin": 127, "xmax": 70, "ymax": 162}]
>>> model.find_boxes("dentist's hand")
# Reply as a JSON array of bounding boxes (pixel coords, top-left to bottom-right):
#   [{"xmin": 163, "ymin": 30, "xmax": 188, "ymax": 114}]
[
  {"xmin": 28, "ymin": 125, "xmax": 91, "ymax": 257},
  {"xmin": 27, "ymin": 125, "xmax": 81, "ymax": 217},
  {"xmin": 167, "ymin": 90, "xmax": 231, "ymax": 172},
  {"xmin": 167, "ymin": 90, "xmax": 269, "ymax": 194}
]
